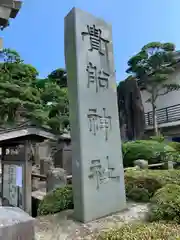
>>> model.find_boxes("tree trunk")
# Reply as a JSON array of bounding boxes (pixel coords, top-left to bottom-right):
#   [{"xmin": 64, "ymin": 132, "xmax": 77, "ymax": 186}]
[{"xmin": 152, "ymin": 103, "xmax": 158, "ymax": 136}]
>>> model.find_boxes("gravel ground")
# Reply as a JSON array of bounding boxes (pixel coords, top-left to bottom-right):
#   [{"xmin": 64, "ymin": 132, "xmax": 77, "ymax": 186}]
[{"xmin": 35, "ymin": 202, "xmax": 149, "ymax": 240}]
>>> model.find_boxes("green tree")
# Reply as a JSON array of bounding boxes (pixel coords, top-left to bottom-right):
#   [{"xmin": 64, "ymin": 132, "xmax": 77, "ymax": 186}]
[
  {"xmin": 0, "ymin": 49, "xmax": 69, "ymax": 132},
  {"xmin": 126, "ymin": 42, "xmax": 180, "ymax": 135},
  {"xmin": 39, "ymin": 80, "xmax": 69, "ymax": 132},
  {"xmin": 0, "ymin": 48, "xmax": 46, "ymax": 127},
  {"xmin": 48, "ymin": 68, "xmax": 67, "ymax": 88},
  {"xmin": 39, "ymin": 67, "xmax": 69, "ymax": 132}
]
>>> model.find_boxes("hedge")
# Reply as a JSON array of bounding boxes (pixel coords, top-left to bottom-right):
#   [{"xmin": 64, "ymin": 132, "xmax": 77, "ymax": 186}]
[
  {"xmin": 125, "ymin": 170, "xmax": 180, "ymax": 202},
  {"xmin": 37, "ymin": 185, "xmax": 73, "ymax": 216},
  {"xmin": 97, "ymin": 222, "xmax": 180, "ymax": 240},
  {"xmin": 122, "ymin": 140, "xmax": 176, "ymax": 167},
  {"xmin": 149, "ymin": 184, "xmax": 180, "ymax": 223}
]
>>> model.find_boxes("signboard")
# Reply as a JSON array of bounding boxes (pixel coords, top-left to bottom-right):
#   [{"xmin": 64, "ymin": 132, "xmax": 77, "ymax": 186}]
[
  {"xmin": 2, "ymin": 164, "xmax": 23, "ymax": 208},
  {"xmin": 16, "ymin": 166, "xmax": 22, "ymax": 187}
]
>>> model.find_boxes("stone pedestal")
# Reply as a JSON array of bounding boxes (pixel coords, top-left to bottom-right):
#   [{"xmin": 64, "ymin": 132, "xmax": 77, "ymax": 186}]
[
  {"xmin": 32, "ymin": 164, "xmax": 40, "ymax": 191},
  {"xmin": 162, "ymin": 161, "xmax": 174, "ymax": 170},
  {"xmin": 168, "ymin": 161, "xmax": 174, "ymax": 169},
  {"xmin": 46, "ymin": 168, "xmax": 67, "ymax": 193},
  {"xmin": 0, "ymin": 207, "xmax": 35, "ymax": 240},
  {"xmin": 54, "ymin": 144, "xmax": 72, "ymax": 175},
  {"xmin": 40, "ymin": 158, "xmax": 51, "ymax": 176},
  {"xmin": 0, "ymin": 5, "xmax": 11, "ymax": 27},
  {"xmin": 134, "ymin": 159, "xmax": 148, "ymax": 169}
]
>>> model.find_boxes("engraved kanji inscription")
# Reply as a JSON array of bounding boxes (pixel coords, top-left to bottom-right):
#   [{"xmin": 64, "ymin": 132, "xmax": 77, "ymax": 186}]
[
  {"xmin": 106, "ymin": 156, "xmax": 120, "ymax": 180},
  {"xmin": 100, "ymin": 108, "xmax": 112, "ymax": 142},
  {"xmin": 88, "ymin": 159, "xmax": 104, "ymax": 189},
  {"xmin": 86, "ymin": 62, "xmax": 109, "ymax": 92},
  {"xmin": 87, "ymin": 108, "xmax": 99, "ymax": 136},
  {"xmin": 88, "ymin": 156, "xmax": 120, "ymax": 190},
  {"xmin": 87, "ymin": 108, "xmax": 112, "ymax": 141},
  {"xmin": 82, "ymin": 25, "xmax": 109, "ymax": 55}
]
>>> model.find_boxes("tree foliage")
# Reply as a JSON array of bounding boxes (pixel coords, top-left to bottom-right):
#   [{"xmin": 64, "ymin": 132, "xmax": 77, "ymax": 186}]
[
  {"xmin": 48, "ymin": 68, "xmax": 67, "ymax": 88},
  {"xmin": 126, "ymin": 42, "xmax": 180, "ymax": 134},
  {"xmin": 38, "ymin": 80, "xmax": 69, "ymax": 131},
  {"xmin": 0, "ymin": 48, "xmax": 69, "ymax": 132},
  {"xmin": 0, "ymin": 48, "xmax": 44, "ymax": 126}
]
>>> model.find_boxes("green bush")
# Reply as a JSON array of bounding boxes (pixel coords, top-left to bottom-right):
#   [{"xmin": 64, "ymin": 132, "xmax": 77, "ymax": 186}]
[
  {"xmin": 125, "ymin": 175, "xmax": 162, "ymax": 202},
  {"xmin": 97, "ymin": 222, "xmax": 180, "ymax": 240},
  {"xmin": 122, "ymin": 140, "xmax": 176, "ymax": 167},
  {"xmin": 37, "ymin": 185, "xmax": 73, "ymax": 216},
  {"xmin": 149, "ymin": 184, "xmax": 180, "ymax": 223},
  {"xmin": 150, "ymin": 135, "xmax": 165, "ymax": 142},
  {"xmin": 168, "ymin": 141, "xmax": 180, "ymax": 154},
  {"xmin": 37, "ymin": 170, "xmax": 180, "ymax": 216},
  {"xmin": 125, "ymin": 170, "xmax": 180, "ymax": 202}
]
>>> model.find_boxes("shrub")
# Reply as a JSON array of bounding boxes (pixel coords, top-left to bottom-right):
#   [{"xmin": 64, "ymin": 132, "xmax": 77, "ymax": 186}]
[
  {"xmin": 37, "ymin": 170, "xmax": 180, "ymax": 216},
  {"xmin": 37, "ymin": 185, "xmax": 73, "ymax": 216},
  {"xmin": 168, "ymin": 141, "xmax": 180, "ymax": 154},
  {"xmin": 149, "ymin": 184, "xmax": 180, "ymax": 223},
  {"xmin": 97, "ymin": 222, "xmax": 180, "ymax": 240},
  {"xmin": 122, "ymin": 140, "xmax": 176, "ymax": 167},
  {"xmin": 125, "ymin": 170, "xmax": 180, "ymax": 202},
  {"xmin": 125, "ymin": 171, "xmax": 162, "ymax": 202},
  {"xmin": 150, "ymin": 135, "xmax": 165, "ymax": 142}
]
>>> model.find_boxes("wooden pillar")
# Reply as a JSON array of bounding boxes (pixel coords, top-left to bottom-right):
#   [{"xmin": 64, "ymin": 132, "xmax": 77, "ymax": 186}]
[
  {"xmin": 24, "ymin": 140, "xmax": 32, "ymax": 215},
  {"xmin": 1, "ymin": 146, "xmax": 5, "ymax": 199},
  {"xmin": 34, "ymin": 143, "xmax": 40, "ymax": 165}
]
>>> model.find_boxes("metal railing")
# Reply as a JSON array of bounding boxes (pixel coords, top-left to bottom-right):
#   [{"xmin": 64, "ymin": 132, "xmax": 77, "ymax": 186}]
[{"xmin": 145, "ymin": 104, "xmax": 180, "ymax": 126}]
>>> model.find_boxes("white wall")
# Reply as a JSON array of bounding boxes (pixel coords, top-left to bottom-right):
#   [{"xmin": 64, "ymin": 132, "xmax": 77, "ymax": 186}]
[{"xmin": 141, "ymin": 64, "xmax": 180, "ymax": 113}]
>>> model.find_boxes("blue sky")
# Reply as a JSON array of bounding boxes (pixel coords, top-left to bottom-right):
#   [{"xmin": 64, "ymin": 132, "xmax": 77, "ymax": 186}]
[{"xmin": 2, "ymin": 0, "xmax": 180, "ymax": 82}]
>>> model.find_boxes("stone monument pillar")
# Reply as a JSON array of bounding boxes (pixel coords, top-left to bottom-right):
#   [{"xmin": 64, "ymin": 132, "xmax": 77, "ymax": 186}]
[{"xmin": 65, "ymin": 8, "xmax": 126, "ymax": 223}]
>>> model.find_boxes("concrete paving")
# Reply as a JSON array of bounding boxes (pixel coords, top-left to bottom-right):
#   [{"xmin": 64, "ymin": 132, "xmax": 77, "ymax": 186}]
[{"xmin": 35, "ymin": 202, "xmax": 149, "ymax": 240}]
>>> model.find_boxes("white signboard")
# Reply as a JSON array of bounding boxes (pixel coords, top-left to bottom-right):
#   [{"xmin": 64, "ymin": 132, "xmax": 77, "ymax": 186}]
[{"xmin": 16, "ymin": 166, "xmax": 22, "ymax": 187}]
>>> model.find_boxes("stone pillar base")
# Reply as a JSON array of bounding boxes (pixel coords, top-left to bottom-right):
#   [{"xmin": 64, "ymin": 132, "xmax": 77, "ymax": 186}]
[
  {"xmin": 0, "ymin": 207, "xmax": 35, "ymax": 240},
  {"xmin": 46, "ymin": 168, "xmax": 67, "ymax": 193}
]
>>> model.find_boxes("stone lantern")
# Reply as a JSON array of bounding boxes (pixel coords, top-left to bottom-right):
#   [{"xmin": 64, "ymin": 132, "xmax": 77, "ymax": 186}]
[{"xmin": 0, "ymin": 0, "xmax": 22, "ymax": 30}]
